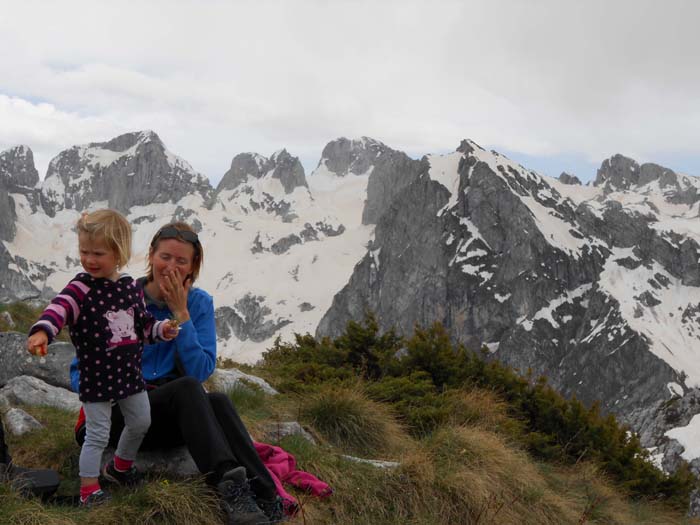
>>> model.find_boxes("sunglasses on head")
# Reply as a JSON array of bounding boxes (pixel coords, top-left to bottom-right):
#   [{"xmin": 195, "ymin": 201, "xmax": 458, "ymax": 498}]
[{"xmin": 151, "ymin": 226, "xmax": 201, "ymax": 248}]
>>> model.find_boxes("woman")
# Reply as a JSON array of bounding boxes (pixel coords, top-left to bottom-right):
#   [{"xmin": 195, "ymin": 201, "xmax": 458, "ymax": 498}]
[{"xmin": 72, "ymin": 222, "xmax": 283, "ymax": 524}]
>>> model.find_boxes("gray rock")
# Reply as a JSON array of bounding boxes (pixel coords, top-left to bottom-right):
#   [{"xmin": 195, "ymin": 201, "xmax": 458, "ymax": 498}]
[
  {"xmin": 263, "ymin": 421, "xmax": 316, "ymax": 444},
  {"xmin": 208, "ymin": 368, "xmax": 278, "ymax": 395},
  {"xmin": 0, "ymin": 312, "xmax": 14, "ymax": 328},
  {"xmin": 2, "ymin": 407, "xmax": 42, "ymax": 436},
  {"xmin": 0, "ymin": 376, "xmax": 80, "ymax": 412},
  {"xmin": 341, "ymin": 455, "xmax": 400, "ymax": 469},
  {"xmin": 102, "ymin": 446, "xmax": 199, "ymax": 479},
  {"xmin": 0, "ymin": 332, "xmax": 75, "ymax": 390}
]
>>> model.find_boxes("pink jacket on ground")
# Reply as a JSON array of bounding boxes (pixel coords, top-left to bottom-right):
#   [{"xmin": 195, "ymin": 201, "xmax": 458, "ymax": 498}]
[{"xmin": 254, "ymin": 441, "xmax": 333, "ymax": 515}]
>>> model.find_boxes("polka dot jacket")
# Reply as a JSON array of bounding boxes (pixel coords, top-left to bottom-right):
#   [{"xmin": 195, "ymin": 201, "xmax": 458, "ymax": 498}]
[{"xmin": 29, "ymin": 273, "xmax": 167, "ymax": 402}]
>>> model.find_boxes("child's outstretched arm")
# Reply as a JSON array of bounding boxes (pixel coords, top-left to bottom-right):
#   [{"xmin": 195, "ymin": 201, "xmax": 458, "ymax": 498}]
[
  {"xmin": 27, "ymin": 278, "xmax": 88, "ymax": 356},
  {"xmin": 27, "ymin": 330, "xmax": 49, "ymax": 356}
]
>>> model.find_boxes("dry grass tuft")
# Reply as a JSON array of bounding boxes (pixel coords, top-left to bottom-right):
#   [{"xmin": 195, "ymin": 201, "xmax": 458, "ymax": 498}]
[{"xmin": 299, "ymin": 385, "xmax": 409, "ymax": 456}]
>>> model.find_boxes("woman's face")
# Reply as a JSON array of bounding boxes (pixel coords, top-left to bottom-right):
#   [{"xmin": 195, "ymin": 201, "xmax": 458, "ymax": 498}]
[{"xmin": 149, "ymin": 238, "xmax": 195, "ymax": 290}]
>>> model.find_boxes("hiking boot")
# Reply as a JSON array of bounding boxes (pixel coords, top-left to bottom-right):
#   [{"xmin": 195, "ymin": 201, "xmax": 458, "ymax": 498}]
[
  {"xmin": 80, "ymin": 488, "xmax": 111, "ymax": 507},
  {"xmin": 101, "ymin": 459, "xmax": 145, "ymax": 487},
  {"xmin": 217, "ymin": 467, "xmax": 268, "ymax": 525},
  {"xmin": 256, "ymin": 495, "xmax": 286, "ymax": 523}
]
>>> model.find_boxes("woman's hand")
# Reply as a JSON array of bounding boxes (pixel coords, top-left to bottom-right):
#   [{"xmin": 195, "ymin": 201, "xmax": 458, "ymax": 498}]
[
  {"xmin": 27, "ymin": 331, "xmax": 48, "ymax": 357},
  {"xmin": 159, "ymin": 267, "xmax": 192, "ymax": 323}
]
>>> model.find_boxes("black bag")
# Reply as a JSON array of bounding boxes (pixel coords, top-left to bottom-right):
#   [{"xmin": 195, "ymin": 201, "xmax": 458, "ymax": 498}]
[{"xmin": 0, "ymin": 420, "xmax": 61, "ymax": 500}]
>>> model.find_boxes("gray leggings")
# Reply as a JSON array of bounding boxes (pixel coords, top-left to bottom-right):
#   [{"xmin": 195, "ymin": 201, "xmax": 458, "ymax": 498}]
[{"xmin": 79, "ymin": 391, "xmax": 151, "ymax": 478}]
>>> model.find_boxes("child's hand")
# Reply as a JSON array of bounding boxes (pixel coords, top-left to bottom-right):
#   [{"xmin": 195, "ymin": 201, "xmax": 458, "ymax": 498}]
[
  {"xmin": 162, "ymin": 319, "xmax": 180, "ymax": 340},
  {"xmin": 27, "ymin": 331, "xmax": 48, "ymax": 357}
]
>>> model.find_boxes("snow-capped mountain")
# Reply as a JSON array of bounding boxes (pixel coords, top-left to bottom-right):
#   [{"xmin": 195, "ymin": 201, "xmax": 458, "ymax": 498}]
[
  {"xmin": 40, "ymin": 130, "xmax": 212, "ymax": 217},
  {"xmin": 3, "ymin": 131, "xmax": 700, "ymax": 477},
  {"xmin": 316, "ymin": 138, "xmax": 700, "ymax": 474}
]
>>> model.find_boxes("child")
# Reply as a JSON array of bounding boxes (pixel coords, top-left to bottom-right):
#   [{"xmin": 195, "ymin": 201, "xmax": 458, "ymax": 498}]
[{"xmin": 26, "ymin": 209, "xmax": 179, "ymax": 507}]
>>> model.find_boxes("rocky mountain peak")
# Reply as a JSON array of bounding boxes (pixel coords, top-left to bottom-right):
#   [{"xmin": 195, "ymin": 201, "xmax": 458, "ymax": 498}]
[
  {"xmin": 0, "ymin": 145, "xmax": 39, "ymax": 189},
  {"xmin": 216, "ymin": 149, "xmax": 307, "ymax": 195},
  {"xmin": 594, "ymin": 154, "xmax": 699, "ymax": 205},
  {"xmin": 267, "ymin": 149, "xmax": 308, "ymax": 194},
  {"xmin": 40, "ymin": 130, "xmax": 212, "ymax": 216},
  {"xmin": 316, "ymin": 136, "xmax": 388, "ymax": 177},
  {"xmin": 558, "ymin": 172, "xmax": 581, "ymax": 185},
  {"xmin": 594, "ymin": 154, "xmax": 642, "ymax": 190},
  {"xmin": 99, "ymin": 129, "xmax": 163, "ymax": 153}
]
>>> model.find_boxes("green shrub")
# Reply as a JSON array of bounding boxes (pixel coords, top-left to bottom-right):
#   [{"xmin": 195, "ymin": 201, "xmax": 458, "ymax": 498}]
[{"xmin": 260, "ymin": 313, "xmax": 696, "ymax": 507}]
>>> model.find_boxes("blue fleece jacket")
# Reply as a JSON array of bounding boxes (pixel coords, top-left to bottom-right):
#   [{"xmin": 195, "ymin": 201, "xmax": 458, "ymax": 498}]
[{"xmin": 70, "ymin": 285, "xmax": 217, "ymax": 392}]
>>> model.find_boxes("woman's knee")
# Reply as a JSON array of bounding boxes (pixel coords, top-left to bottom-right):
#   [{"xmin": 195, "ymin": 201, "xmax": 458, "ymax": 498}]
[
  {"xmin": 207, "ymin": 391, "xmax": 230, "ymax": 410},
  {"xmin": 172, "ymin": 376, "xmax": 205, "ymax": 398}
]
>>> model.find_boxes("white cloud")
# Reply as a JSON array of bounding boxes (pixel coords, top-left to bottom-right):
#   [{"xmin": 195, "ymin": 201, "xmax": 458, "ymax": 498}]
[{"xmin": 0, "ymin": 0, "xmax": 699, "ymax": 183}]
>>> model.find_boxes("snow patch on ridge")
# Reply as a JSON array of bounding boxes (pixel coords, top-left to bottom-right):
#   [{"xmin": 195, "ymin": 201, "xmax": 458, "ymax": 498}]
[{"xmin": 599, "ymin": 247, "xmax": 700, "ymax": 386}]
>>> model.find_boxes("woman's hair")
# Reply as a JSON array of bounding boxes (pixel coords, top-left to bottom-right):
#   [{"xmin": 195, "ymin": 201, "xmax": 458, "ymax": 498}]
[
  {"xmin": 77, "ymin": 209, "xmax": 132, "ymax": 268},
  {"xmin": 146, "ymin": 222, "xmax": 203, "ymax": 284}
]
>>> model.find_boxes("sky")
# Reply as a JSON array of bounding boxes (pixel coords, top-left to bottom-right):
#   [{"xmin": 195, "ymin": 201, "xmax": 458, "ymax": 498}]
[{"xmin": 1, "ymin": 0, "xmax": 699, "ymax": 186}]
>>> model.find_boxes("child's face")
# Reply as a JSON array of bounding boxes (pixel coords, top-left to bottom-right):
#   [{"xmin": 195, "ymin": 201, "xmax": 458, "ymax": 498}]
[{"xmin": 79, "ymin": 232, "xmax": 120, "ymax": 281}]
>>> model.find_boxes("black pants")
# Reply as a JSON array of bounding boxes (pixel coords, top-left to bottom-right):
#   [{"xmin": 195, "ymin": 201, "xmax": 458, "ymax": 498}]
[{"xmin": 104, "ymin": 376, "xmax": 276, "ymax": 498}]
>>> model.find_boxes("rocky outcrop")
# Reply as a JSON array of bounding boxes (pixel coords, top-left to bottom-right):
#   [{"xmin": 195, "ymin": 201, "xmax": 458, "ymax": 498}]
[
  {"xmin": 0, "ymin": 145, "xmax": 40, "ymax": 189},
  {"xmin": 208, "ymin": 368, "xmax": 279, "ymax": 395},
  {"xmin": 0, "ymin": 376, "xmax": 81, "ymax": 412},
  {"xmin": 0, "ymin": 246, "xmax": 42, "ymax": 302},
  {"xmin": 215, "ymin": 295, "xmax": 292, "ymax": 343},
  {"xmin": 39, "ymin": 131, "xmax": 213, "ymax": 216},
  {"xmin": 595, "ymin": 154, "xmax": 699, "ymax": 205},
  {"xmin": 0, "ymin": 145, "xmax": 41, "ymax": 242},
  {"xmin": 558, "ymin": 172, "xmax": 581, "ymax": 185},
  {"xmin": 2, "ymin": 407, "xmax": 42, "ymax": 436},
  {"xmin": 0, "ymin": 332, "xmax": 75, "ymax": 390}
]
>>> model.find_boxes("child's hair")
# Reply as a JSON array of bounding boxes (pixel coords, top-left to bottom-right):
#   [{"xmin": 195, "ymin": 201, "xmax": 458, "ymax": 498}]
[{"xmin": 77, "ymin": 209, "xmax": 132, "ymax": 269}]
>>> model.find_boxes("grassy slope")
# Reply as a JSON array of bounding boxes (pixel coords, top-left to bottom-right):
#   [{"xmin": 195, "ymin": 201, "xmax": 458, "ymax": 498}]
[
  {"xmin": 1, "ymin": 383, "xmax": 697, "ymax": 525},
  {"xmin": 0, "ymin": 306, "xmax": 697, "ymax": 524}
]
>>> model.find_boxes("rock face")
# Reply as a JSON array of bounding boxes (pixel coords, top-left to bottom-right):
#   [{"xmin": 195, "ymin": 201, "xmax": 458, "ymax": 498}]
[
  {"xmin": 317, "ymin": 139, "xmax": 700, "ymax": 473},
  {"xmin": 215, "ymin": 295, "xmax": 293, "ymax": 343},
  {"xmin": 214, "ymin": 149, "xmax": 309, "ymax": 222},
  {"xmin": 40, "ymin": 130, "xmax": 213, "ymax": 216},
  {"xmin": 0, "ymin": 145, "xmax": 40, "ymax": 242},
  {"xmin": 595, "ymin": 153, "xmax": 698, "ymax": 204},
  {"xmin": 558, "ymin": 172, "xmax": 581, "ymax": 185},
  {"xmin": 0, "ymin": 246, "xmax": 42, "ymax": 302},
  {"xmin": 315, "ymin": 137, "xmax": 426, "ymax": 224},
  {"xmin": 217, "ymin": 149, "xmax": 307, "ymax": 195},
  {"xmin": 0, "ymin": 145, "xmax": 40, "ymax": 189}
]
